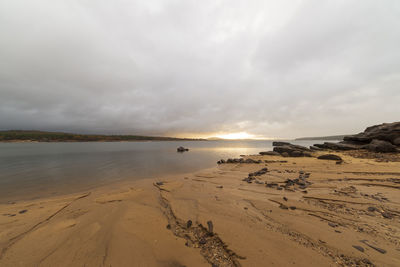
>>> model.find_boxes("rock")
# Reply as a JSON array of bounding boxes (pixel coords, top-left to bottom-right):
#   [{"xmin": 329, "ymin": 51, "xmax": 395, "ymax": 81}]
[
  {"xmin": 259, "ymin": 151, "xmax": 280, "ymax": 156},
  {"xmin": 344, "ymin": 121, "xmax": 400, "ymax": 145},
  {"xmin": 186, "ymin": 220, "xmax": 192, "ymax": 228},
  {"xmin": 177, "ymin": 146, "xmax": 189, "ymax": 152},
  {"xmin": 394, "ymin": 137, "xmax": 400, "ymax": 146},
  {"xmin": 289, "ymin": 206, "xmax": 296, "ymax": 210},
  {"xmin": 273, "ymin": 142, "xmax": 313, "ymax": 157},
  {"xmin": 313, "ymin": 122, "xmax": 400, "ymax": 155},
  {"xmin": 242, "ymin": 177, "xmax": 253, "ymax": 183},
  {"xmin": 166, "ymin": 224, "xmax": 171, "ymax": 229},
  {"xmin": 363, "ymin": 139, "xmax": 397, "ymax": 153},
  {"xmin": 245, "ymin": 158, "xmax": 262, "ymax": 163},
  {"xmin": 352, "ymin": 245, "xmax": 364, "ymax": 252},
  {"xmin": 249, "ymin": 167, "xmax": 268, "ymax": 177},
  {"xmin": 381, "ymin": 211, "xmax": 393, "ymax": 219},
  {"xmin": 290, "ymin": 150, "xmax": 303, "ymax": 157},
  {"xmin": 328, "ymin": 222, "xmax": 338, "ymax": 228},
  {"xmin": 367, "ymin": 206, "xmax": 376, "ymax": 212},
  {"xmin": 313, "ymin": 142, "xmax": 360, "ymax": 151},
  {"xmin": 272, "ymin": 141, "xmax": 292, "ymax": 146},
  {"xmin": 317, "ymin": 154, "xmax": 342, "ymax": 161},
  {"xmin": 283, "ymin": 197, "xmax": 288, "ymax": 201},
  {"xmin": 279, "ymin": 204, "xmax": 288, "ymax": 210},
  {"xmin": 281, "ymin": 152, "xmax": 289, "ymax": 157},
  {"xmin": 216, "ymin": 185, "xmax": 223, "ymax": 189},
  {"xmin": 266, "ymin": 183, "xmax": 278, "ymax": 188},
  {"xmin": 310, "ymin": 145, "xmax": 323, "ymax": 151},
  {"xmin": 19, "ymin": 209, "xmax": 28, "ymax": 214},
  {"xmin": 155, "ymin": 181, "xmax": 164, "ymax": 186}
]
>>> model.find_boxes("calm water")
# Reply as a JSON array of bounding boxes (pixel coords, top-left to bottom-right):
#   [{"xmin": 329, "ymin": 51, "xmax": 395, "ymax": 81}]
[{"xmin": 0, "ymin": 140, "xmax": 319, "ymax": 202}]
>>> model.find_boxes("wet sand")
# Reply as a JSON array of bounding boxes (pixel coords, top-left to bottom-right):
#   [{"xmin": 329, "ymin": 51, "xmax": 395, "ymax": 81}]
[{"xmin": 1, "ymin": 151, "xmax": 400, "ymax": 266}]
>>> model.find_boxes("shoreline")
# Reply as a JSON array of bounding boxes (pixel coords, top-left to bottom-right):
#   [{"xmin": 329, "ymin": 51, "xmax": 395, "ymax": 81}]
[
  {"xmin": 0, "ymin": 139, "xmax": 210, "ymax": 143},
  {"xmin": 1, "ymin": 152, "xmax": 400, "ymax": 266}
]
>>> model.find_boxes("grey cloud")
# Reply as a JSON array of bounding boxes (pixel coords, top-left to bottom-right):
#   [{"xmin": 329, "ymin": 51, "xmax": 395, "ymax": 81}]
[{"xmin": 0, "ymin": 0, "xmax": 399, "ymax": 138}]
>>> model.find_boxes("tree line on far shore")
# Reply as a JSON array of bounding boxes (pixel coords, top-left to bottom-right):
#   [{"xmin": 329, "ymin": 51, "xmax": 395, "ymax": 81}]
[{"xmin": 0, "ymin": 130, "xmax": 204, "ymax": 142}]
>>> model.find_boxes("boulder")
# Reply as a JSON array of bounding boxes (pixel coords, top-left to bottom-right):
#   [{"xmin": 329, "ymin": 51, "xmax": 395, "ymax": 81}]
[
  {"xmin": 177, "ymin": 146, "xmax": 189, "ymax": 152},
  {"xmin": 363, "ymin": 139, "xmax": 398, "ymax": 153},
  {"xmin": 317, "ymin": 154, "xmax": 342, "ymax": 161},
  {"xmin": 343, "ymin": 121, "xmax": 400, "ymax": 145}
]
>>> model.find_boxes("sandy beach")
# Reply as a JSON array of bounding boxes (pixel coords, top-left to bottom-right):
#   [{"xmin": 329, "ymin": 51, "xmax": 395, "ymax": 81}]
[{"xmin": 1, "ymin": 150, "xmax": 399, "ymax": 267}]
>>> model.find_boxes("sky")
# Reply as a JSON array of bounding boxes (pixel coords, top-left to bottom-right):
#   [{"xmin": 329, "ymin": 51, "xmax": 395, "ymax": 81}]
[{"xmin": 1, "ymin": 0, "xmax": 399, "ymax": 139}]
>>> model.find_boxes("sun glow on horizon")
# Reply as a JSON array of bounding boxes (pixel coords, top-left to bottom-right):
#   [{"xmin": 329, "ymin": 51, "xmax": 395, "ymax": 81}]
[{"xmin": 215, "ymin": 132, "xmax": 255, "ymax": 140}]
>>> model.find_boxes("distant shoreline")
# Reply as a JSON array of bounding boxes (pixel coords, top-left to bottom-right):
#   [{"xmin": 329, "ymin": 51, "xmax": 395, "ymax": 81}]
[
  {"xmin": 0, "ymin": 139, "xmax": 208, "ymax": 143},
  {"xmin": 295, "ymin": 134, "xmax": 347, "ymax": 141},
  {"xmin": 0, "ymin": 130, "xmax": 206, "ymax": 142}
]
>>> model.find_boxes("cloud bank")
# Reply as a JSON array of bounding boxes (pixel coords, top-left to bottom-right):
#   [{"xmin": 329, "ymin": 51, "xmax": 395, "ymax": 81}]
[{"xmin": 1, "ymin": 0, "xmax": 399, "ymax": 138}]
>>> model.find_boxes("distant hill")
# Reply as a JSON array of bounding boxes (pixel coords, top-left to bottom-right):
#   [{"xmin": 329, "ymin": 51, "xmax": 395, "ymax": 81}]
[
  {"xmin": 0, "ymin": 130, "xmax": 206, "ymax": 142},
  {"xmin": 295, "ymin": 134, "xmax": 348, "ymax": 141}
]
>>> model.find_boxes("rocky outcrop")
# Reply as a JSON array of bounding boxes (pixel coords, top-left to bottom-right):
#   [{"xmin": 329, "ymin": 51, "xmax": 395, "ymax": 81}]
[
  {"xmin": 313, "ymin": 122, "xmax": 400, "ymax": 153},
  {"xmin": 272, "ymin": 142, "xmax": 312, "ymax": 157},
  {"xmin": 344, "ymin": 122, "xmax": 400, "ymax": 144},
  {"xmin": 313, "ymin": 142, "xmax": 359, "ymax": 151}
]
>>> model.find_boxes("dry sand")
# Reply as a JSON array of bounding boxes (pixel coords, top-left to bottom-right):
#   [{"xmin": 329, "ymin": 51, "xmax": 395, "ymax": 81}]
[{"xmin": 1, "ymin": 151, "xmax": 400, "ymax": 266}]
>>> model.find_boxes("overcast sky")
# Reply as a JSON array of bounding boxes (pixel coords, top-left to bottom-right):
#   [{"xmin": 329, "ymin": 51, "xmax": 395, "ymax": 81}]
[{"xmin": 1, "ymin": 0, "xmax": 399, "ymax": 138}]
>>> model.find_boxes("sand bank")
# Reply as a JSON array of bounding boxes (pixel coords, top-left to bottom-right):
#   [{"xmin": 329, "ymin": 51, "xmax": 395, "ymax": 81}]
[{"xmin": 1, "ymin": 152, "xmax": 400, "ymax": 266}]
